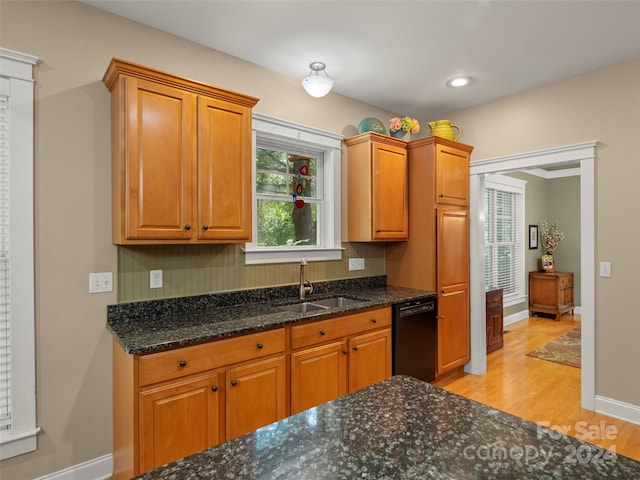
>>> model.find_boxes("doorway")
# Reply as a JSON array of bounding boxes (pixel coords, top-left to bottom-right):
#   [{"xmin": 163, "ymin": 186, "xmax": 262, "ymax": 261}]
[{"xmin": 466, "ymin": 141, "xmax": 596, "ymax": 410}]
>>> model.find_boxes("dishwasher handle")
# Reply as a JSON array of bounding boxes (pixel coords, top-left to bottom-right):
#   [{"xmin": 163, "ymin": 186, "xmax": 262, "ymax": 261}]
[{"xmin": 396, "ymin": 301, "xmax": 436, "ymax": 318}]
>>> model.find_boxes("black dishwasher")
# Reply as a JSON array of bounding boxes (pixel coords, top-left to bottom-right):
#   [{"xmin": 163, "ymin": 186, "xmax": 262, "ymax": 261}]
[{"xmin": 392, "ymin": 296, "xmax": 438, "ymax": 382}]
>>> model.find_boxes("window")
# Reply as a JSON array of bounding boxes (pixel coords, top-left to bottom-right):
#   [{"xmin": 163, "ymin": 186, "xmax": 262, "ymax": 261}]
[
  {"xmin": 484, "ymin": 174, "xmax": 526, "ymax": 307},
  {"xmin": 0, "ymin": 48, "xmax": 39, "ymax": 460},
  {"xmin": 245, "ymin": 114, "xmax": 343, "ymax": 264}
]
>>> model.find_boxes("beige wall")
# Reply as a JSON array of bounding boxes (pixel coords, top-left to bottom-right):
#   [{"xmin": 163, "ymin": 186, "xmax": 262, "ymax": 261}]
[
  {"xmin": 2, "ymin": 1, "xmax": 639, "ymax": 478},
  {"xmin": 0, "ymin": 1, "xmax": 397, "ymax": 478},
  {"xmin": 449, "ymin": 59, "xmax": 640, "ymax": 407}
]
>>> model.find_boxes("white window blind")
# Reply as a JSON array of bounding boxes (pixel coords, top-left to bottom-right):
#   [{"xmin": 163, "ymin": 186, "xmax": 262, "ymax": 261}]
[
  {"xmin": 484, "ymin": 175, "xmax": 526, "ymax": 305},
  {"xmin": 0, "ymin": 94, "xmax": 10, "ymax": 431}
]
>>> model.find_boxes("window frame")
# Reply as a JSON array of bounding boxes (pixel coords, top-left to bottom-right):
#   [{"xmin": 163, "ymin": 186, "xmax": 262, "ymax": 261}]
[
  {"xmin": 0, "ymin": 48, "xmax": 39, "ymax": 460},
  {"xmin": 245, "ymin": 114, "xmax": 343, "ymax": 265},
  {"xmin": 484, "ymin": 174, "xmax": 527, "ymax": 308}
]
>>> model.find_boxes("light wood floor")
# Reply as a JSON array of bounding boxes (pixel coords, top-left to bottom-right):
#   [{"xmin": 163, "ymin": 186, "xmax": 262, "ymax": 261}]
[{"xmin": 433, "ymin": 314, "xmax": 640, "ymax": 462}]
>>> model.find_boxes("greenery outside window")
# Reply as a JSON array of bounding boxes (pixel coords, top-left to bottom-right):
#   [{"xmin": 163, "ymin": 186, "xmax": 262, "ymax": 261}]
[
  {"xmin": 245, "ymin": 114, "xmax": 343, "ymax": 265},
  {"xmin": 484, "ymin": 174, "xmax": 526, "ymax": 307}
]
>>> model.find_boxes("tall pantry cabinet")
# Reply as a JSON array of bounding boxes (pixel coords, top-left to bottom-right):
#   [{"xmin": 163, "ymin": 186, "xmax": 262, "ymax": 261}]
[{"xmin": 386, "ymin": 137, "xmax": 473, "ymax": 377}]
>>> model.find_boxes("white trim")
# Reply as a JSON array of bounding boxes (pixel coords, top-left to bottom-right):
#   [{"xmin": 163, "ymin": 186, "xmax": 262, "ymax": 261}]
[
  {"xmin": 594, "ymin": 396, "xmax": 640, "ymax": 426},
  {"xmin": 522, "ymin": 167, "xmax": 581, "ymax": 179},
  {"xmin": 0, "ymin": 47, "xmax": 39, "ymax": 460},
  {"xmin": 35, "ymin": 454, "xmax": 113, "ymax": 480},
  {"xmin": 468, "ymin": 141, "xmax": 597, "ymax": 411},
  {"xmin": 246, "ymin": 114, "xmax": 343, "ymax": 265}
]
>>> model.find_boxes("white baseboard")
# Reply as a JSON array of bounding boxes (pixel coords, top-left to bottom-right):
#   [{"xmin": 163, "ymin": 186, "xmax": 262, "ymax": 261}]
[
  {"xmin": 595, "ymin": 395, "xmax": 640, "ymax": 426},
  {"xmin": 36, "ymin": 454, "xmax": 112, "ymax": 480},
  {"xmin": 504, "ymin": 305, "xmax": 582, "ymax": 327}
]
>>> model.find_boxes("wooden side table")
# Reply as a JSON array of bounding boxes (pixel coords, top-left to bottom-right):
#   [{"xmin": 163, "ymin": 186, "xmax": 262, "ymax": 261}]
[
  {"xmin": 529, "ymin": 271, "xmax": 574, "ymax": 320},
  {"xmin": 486, "ymin": 288, "xmax": 504, "ymax": 353}
]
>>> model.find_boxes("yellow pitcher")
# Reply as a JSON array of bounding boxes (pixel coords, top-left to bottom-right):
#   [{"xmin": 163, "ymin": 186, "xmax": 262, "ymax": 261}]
[{"xmin": 428, "ymin": 120, "xmax": 461, "ymax": 141}]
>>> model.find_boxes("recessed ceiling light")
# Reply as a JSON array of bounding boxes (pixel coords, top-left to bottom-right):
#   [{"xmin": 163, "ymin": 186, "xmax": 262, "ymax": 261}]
[{"xmin": 446, "ymin": 76, "xmax": 472, "ymax": 88}]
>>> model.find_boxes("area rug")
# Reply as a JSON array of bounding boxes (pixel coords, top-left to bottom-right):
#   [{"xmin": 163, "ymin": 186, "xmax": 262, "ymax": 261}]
[{"xmin": 526, "ymin": 326, "xmax": 581, "ymax": 368}]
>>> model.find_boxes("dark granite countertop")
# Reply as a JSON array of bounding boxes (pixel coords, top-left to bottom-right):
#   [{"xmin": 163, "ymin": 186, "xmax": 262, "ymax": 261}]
[
  {"xmin": 133, "ymin": 375, "xmax": 640, "ymax": 479},
  {"xmin": 107, "ymin": 277, "xmax": 435, "ymax": 354}
]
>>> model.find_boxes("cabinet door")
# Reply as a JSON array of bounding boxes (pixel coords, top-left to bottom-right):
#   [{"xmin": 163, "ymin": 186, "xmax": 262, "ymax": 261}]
[
  {"xmin": 139, "ymin": 371, "xmax": 223, "ymax": 472},
  {"xmin": 225, "ymin": 355, "xmax": 286, "ymax": 440},
  {"xmin": 372, "ymin": 142, "xmax": 408, "ymax": 240},
  {"xmin": 198, "ymin": 96, "xmax": 253, "ymax": 241},
  {"xmin": 437, "ymin": 207, "xmax": 470, "ymax": 375},
  {"xmin": 123, "ymin": 78, "xmax": 196, "ymax": 241},
  {"xmin": 348, "ymin": 328, "xmax": 392, "ymax": 392},
  {"xmin": 435, "ymin": 143, "xmax": 469, "ymax": 206},
  {"xmin": 291, "ymin": 341, "xmax": 348, "ymax": 414}
]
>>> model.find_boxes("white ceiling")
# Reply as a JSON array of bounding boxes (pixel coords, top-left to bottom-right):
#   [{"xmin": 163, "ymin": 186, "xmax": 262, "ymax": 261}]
[{"xmin": 83, "ymin": 0, "xmax": 640, "ymax": 119}]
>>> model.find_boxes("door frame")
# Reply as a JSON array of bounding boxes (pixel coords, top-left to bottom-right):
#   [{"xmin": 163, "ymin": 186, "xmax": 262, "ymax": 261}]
[{"xmin": 466, "ymin": 141, "xmax": 597, "ymax": 410}]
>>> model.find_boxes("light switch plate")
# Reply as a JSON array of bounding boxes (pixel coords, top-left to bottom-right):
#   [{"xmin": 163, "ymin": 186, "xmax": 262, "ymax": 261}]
[
  {"xmin": 349, "ymin": 258, "xmax": 365, "ymax": 271},
  {"xmin": 599, "ymin": 262, "xmax": 612, "ymax": 278},
  {"xmin": 89, "ymin": 272, "xmax": 113, "ymax": 293}
]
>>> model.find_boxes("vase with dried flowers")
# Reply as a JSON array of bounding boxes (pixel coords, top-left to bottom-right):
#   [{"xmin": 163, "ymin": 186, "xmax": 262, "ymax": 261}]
[
  {"xmin": 389, "ymin": 116, "xmax": 420, "ymax": 139},
  {"xmin": 540, "ymin": 220, "xmax": 565, "ymax": 272}
]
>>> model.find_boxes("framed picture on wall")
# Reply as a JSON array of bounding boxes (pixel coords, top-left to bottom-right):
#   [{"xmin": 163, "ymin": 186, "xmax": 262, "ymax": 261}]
[{"xmin": 529, "ymin": 225, "xmax": 539, "ymax": 249}]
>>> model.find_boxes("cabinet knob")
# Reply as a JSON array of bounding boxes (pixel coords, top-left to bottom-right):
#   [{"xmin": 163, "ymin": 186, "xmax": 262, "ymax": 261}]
[
  {"xmin": 319, "ymin": 330, "xmax": 326, "ymax": 336},
  {"xmin": 439, "ymin": 193, "xmax": 444, "ymax": 197},
  {"xmin": 202, "ymin": 224, "xmax": 209, "ymax": 231},
  {"xmin": 179, "ymin": 360, "xmax": 187, "ymax": 367},
  {"xmin": 211, "ymin": 385, "xmax": 219, "ymax": 392},
  {"xmin": 342, "ymin": 350, "xmax": 348, "ymax": 355},
  {"xmin": 256, "ymin": 343, "xmax": 264, "ymax": 349},
  {"xmin": 371, "ymin": 318, "xmax": 377, "ymax": 324},
  {"xmin": 352, "ymin": 346, "xmax": 359, "ymax": 352},
  {"xmin": 230, "ymin": 380, "xmax": 238, "ymax": 387},
  {"xmin": 184, "ymin": 224, "xmax": 191, "ymax": 231}
]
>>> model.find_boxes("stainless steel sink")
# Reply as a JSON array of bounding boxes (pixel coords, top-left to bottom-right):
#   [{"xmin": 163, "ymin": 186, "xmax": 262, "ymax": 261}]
[
  {"xmin": 278, "ymin": 296, "xmax": 366, "ymax": 313},
  {"xmin": 278, "ymin": 302, "xmax": 329, "ymax": 314},
  {"xmin": 310, "ymin": 297, "xmax": 364, "ymax": 308}
]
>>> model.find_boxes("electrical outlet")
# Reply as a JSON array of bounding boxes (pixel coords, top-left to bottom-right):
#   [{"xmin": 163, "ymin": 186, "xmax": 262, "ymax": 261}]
[
  {"xmin": 150, "ymin": 269, "xmax": 163, "ymax": 289},
  {"xmin": 599, "ymin": 262, "xmax": 612, "ymax": 278},
  {"xmin": 349, "ymin": 258, "xmax": 365, "ymax": 271},
  {"xmin": 89, "ymin": 272, "xmax": 113, "ymax": 293}
]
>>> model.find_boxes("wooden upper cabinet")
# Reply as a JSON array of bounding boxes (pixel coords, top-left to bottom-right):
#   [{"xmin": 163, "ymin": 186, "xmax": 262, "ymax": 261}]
[
  {"xmin": 197, "ymin": 96, "xmax": 252, "ymax": 241},
  {"xmin": 345, "ymin": 133, "xmax": 408, "ymax": 241},
  {"xmin": 103, "ymin": 58, "xmax": 259, "ymax": 244},
  {"xmin": 435, "ymin": 141, "xmax": 471, "ymax": 206}
]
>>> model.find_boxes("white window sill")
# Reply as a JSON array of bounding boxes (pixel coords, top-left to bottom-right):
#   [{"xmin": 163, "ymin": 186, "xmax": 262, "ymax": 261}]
[
  {"xmin": 0, "ymin": 426, "xmax": 41, "ymax": 460},
  {"xmin": 243, "ymin": 247, "xmax": 343, "ymax": 265},
  {"xmin": 504, "ymin": 294, "xmax": 527, "ymax": 309}
]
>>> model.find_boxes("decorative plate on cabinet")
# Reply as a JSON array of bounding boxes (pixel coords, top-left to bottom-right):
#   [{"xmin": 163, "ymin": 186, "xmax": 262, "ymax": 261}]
[{"xmin": 357, "ymin": 117, "xmax": 387, "ymax": 135}]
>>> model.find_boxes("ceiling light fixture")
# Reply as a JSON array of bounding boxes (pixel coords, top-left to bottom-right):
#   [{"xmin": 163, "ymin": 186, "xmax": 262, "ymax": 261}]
[
  {"xmin": 446, "ymin": 76, "xmax": 472, "ymax": 88},
  {"xmin": 301, "ymin": 62, "xmax": 334, "ymax": 98}
]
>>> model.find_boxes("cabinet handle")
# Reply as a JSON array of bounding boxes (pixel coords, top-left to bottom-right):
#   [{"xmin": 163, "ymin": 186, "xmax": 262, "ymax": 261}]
[
  {"xmin": 179, "ymin": 360, "xmax": 187, "ymax": 367},
  {"xmin": 441, "ymin": 290, "xmax": 445, "ymax": 295},
  {"xmin": 184, "ymin": 224, "xmax": 191, "ymax": 231},
  {"xmin": 202, "ymin": 224, "xmax": 209, "ymax": 231},
  {"xmin": 211, "ymin": 385, "xmax": 219, "ymax": 392},
  {"xmin": 371, "ymin": 318, "xmax": 377, "ymax": 324},
  {"xmin": 352, "ymin": 346, "xmax": 359, "ymax": 352},
  {"xmin": 256, "ymin": 343, "xmax": 264, "ymax": 349},
  {"xmin": 230, "ymin": 380, "xmax": 238, "ymax": 387},
  {"xmin": 342, "ymin": 350, "xmax": 348, "ymax": 355},
  {"xmin": 438, "ymin": 315, "xmax": 446, "ymax": 320},
  {"xmin": 439, "ymin": 193, "xmax": 444, "ymax": 197},
  {"xmin": 319, "ymin": 330, "xmax": 326, "ymax": 336}
]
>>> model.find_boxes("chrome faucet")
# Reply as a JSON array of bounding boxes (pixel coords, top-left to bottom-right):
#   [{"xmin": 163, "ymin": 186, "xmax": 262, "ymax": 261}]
[{"xmin": 299, "ymin": 258, "xmax": 313, "ymax": 301}]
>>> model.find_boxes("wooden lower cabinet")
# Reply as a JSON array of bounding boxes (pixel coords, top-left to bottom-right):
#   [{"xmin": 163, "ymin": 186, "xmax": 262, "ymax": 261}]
[
  {"xmin": 114, "ymin": 308, "xmax": 393, "ymax": 478},
  {"xmin": 290, "ymin": 307, "xmax": 392, "ymax": 415},
  {"xmin": 529, "ymin": 271, "xmax": 574, "ymax": 319},
  {"xmin": 437, "ymin": 287, "xmax": 470, "ymax": 375},
  {"xmin": 139, "ymin": 371, "xmax": 223, "ymax": 472},
  {"xmin": 486, "ymin": 288, "xmax": 504, "ymax": 353},
  {"xmin": 225, "ymin": 355, "xmax": 287, "ymax": 440}
]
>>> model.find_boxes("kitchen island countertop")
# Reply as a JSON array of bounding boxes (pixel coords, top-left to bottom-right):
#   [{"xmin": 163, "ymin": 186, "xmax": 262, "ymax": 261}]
[{"xmin": 133, "ymin": 375, "xmax": 640, "ymax": 479}]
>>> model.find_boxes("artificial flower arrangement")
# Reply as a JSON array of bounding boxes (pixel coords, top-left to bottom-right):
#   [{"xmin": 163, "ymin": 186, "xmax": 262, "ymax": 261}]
[
  {"xmin": 540, "ymin": 220, "xmax": 565, "ymax": 255},
  {"xmin": 389, "ymin": 116, "xmax": 420, "ymax": 134}
]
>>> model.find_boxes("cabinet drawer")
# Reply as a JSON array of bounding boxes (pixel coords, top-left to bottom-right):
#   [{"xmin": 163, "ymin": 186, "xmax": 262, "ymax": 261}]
[
  {"xmin": 559, "ymin": 274, "xmax": 573, "ymax": 287},
  {"xmin": 138, "ymin": 328, "xmax": 285, "ymax": 386},
  {"xmin": 486, "ymin": 290, "xmax": 503, "ymax": 309},
  {"xmin": 291, "ymin": 307, "xmax": 391, "ymax": 350}
]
